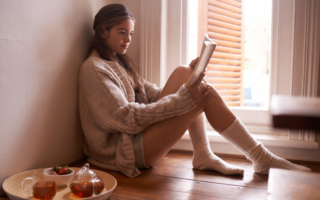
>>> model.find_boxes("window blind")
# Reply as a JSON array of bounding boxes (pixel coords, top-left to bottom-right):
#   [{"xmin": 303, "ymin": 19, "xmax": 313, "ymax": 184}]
[{"xmin": 198, "ymin": 0, "xmax": 243, "ymax": 106}]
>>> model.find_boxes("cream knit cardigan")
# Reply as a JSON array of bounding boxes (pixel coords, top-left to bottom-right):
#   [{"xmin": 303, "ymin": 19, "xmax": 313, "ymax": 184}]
[{"xmin": 79, "ymin": 51, "xmax": 196, "ymax": 178}]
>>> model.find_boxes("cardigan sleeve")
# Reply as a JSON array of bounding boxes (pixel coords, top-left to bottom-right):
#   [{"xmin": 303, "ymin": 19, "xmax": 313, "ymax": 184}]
[
  {"xmin": 80, "ymin": 62, "xmax": 196, "ymax": 135},
  {"xmin": 111, "ymin": 83, "xmax": 195, "ymax": 135},
  {"xmin": 142, "ymin": 79, "xmax": 162, "ymax": 103}
]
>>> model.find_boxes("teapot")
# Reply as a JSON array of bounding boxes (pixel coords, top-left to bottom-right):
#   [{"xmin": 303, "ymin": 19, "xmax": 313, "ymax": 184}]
[{"xmin": 70, "ymin": 163, "xmax": 104, "ymax": 197}]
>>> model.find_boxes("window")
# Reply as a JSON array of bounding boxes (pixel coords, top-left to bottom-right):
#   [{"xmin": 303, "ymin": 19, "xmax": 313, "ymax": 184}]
[{"xmin": 139, "ymin": 0, "xmax": 320, "ymax": 146}]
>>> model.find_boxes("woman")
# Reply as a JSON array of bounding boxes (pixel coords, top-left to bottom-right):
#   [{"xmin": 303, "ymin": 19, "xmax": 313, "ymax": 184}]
[{"xmin": 79, "ymin": 4, "xmax": 310, "ymax": 178}]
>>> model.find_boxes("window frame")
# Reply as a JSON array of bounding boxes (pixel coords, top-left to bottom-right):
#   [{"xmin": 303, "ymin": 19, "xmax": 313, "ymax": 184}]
[{"xmin": 139, "ymin": 0, "xmax": 320, "ymax": 152}]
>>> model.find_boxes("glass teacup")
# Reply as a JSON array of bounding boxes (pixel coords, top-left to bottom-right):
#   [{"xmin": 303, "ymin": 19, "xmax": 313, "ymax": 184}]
[{"xmin": 22, "ymin": 171, "xmax": 56, "ymax": 199}]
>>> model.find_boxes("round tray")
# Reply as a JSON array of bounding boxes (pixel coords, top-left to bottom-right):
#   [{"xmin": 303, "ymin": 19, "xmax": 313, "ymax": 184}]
[{"xmin": 3, "ymin": 168, "xmax": 117, "ymax": 200}]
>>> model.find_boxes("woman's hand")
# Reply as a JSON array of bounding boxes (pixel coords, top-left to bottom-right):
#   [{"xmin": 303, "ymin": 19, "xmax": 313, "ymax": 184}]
[
  {"xmin": 186, "ymin": 73, "xmax": 209, "ymax": 103},
  {"xmin": 189, "ymin": 57, "xmax": 199, "ymax": 69}
]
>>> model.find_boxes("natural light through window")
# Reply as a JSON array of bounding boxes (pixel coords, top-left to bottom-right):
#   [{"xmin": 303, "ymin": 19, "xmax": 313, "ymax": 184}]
[{"xmin": 188, "ymin": 0, "xmax": 272, "ymax": 108}]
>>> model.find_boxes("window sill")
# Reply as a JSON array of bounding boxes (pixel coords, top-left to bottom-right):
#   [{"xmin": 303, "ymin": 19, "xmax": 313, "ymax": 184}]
[{"xmin": 180, "ymin": 131, "xmax": 319, "ymax": 150}]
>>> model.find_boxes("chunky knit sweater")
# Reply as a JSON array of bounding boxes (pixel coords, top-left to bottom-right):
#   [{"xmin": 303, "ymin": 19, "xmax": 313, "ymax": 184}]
[{"xmin": 78, "ymin": 51, "xmax": 196, "ymax": 178}]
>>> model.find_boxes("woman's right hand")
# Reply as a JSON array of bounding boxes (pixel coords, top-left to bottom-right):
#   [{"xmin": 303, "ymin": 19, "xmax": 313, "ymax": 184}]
[{"xmin": 186, "ymin": 73, "xmax": 209, "ymax": 103}]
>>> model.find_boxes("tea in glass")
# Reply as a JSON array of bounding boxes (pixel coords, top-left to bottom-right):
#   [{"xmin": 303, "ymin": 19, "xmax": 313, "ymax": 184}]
[
  {"xmin": 22, "ymin": 171, "xmax": 56, "ymax": 199},
  {"xmin": 33, "ymin": 181, "xmax": 56, "ymax": 199}
]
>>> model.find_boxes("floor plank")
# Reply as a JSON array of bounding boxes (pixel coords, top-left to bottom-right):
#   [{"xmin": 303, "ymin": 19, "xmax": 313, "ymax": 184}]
[
  {"xmin": 94, "ymin": 169, "xmax": 268, "ymax": 200},
  {"xmin": 143, "ymin": 165, "xmax": 269, "ymax": 189},
  {"xmin": 110, "ymin": 182, "xmax": 229, "ymax": 200}
]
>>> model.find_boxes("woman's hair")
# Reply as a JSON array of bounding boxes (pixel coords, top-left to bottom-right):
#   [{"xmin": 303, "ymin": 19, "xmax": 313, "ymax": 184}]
[{"xmin": 88, "ymin": 4, "xmax": 146, "ymax": 98}]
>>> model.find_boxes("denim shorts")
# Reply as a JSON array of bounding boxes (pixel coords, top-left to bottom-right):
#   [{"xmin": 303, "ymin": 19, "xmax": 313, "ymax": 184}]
[{"xmin": 133, "ymin": 132, "xmax": 151, "ymax": 169}]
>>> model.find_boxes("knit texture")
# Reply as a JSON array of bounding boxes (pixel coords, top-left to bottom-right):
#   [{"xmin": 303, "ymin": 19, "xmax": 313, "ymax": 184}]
[{"xmin": 79, "ymin": 51, "xmax": 197, "ymax": 178}]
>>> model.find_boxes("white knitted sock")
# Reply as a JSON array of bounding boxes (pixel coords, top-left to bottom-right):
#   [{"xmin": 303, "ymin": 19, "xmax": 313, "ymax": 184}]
[
  {"xmin": 189, "ymin": 114, "xmax": 244, "ymax": 175},
  {"xmin": 220, "ymin": 118, "xmax": 311, "ymax": 174}
]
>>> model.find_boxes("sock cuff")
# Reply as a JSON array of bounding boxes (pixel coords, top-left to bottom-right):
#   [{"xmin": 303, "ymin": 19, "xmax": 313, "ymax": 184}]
[
  {"xmin": 246, "ymin": 143, "xmax": 274, "ymax": 165},
  {"xmin": 219, "ymin": 117, "xmax": 240, "ymax": 136},
  {"xmin": 219, "ymin": 117, "xmax": 259, "ymax": 157},
  {"xmin": 193, "ymin": 141, "xmax": 212, "ymax": 153}
]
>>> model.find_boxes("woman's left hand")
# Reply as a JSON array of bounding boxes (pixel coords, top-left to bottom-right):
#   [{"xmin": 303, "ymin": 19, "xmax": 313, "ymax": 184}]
[
  {"xmin": 186, "ymin": 72, "xmax": 209, "ymax": 103},
  {"xmin": 189, "ymin": 57, "xmax": 199, "ymax": 69}
]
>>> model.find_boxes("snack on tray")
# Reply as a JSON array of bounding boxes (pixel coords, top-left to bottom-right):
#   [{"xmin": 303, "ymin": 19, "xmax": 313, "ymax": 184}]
[{"xmin": 52, "ymin": 163, "xmax": 73, "ymax": 175}]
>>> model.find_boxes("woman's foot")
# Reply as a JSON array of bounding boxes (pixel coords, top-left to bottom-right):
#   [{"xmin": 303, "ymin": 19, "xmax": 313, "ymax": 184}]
[
  {"xmin": 220, "ymin": 118, "xmax": 311, "ymax": 174},
  {"xmin": 250, "ymin": 143, "xmax": 311, "ymax": 174},
  {"xmin": 192, "ymin": 152, "xmax": 244, "ymax": 175}
]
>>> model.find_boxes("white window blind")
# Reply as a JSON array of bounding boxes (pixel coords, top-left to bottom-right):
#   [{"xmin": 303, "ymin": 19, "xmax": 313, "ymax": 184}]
[{"xmin": 199, "ymin": 0, "xmax": 243, "ymax": 106}]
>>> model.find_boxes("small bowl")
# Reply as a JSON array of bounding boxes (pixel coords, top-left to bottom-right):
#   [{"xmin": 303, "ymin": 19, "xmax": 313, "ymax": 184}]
[{"xmin": 44, "ymin": 168, "xmax": 74, "ymax": 187}]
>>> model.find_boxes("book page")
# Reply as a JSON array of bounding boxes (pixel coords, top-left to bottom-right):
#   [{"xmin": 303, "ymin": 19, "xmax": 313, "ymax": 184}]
[{"xmin": 199, "ymin": 33, "xmax": 212, "ymax": 57}]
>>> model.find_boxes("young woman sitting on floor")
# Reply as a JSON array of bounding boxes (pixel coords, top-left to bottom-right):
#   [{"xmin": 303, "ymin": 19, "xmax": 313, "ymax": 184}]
[{"xmin": 78, "ymin": 4, "xmax": 311, "ymax": 178}]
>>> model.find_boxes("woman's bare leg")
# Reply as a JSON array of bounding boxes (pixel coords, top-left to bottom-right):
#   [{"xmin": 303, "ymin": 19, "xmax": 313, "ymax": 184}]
[{"xmin": 143, "ymin": 65, "xmax": 236, "ymax": 166}]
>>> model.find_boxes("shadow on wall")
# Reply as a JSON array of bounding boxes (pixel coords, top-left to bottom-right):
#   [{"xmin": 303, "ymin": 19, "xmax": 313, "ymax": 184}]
[{"xmin": 0, "ymin": 0, "xmax": 110, "ymax": 197}]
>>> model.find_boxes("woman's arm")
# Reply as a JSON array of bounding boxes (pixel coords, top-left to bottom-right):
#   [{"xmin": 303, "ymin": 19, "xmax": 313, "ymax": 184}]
[
  {"xmin": 79, "ymin": 63, "xmax": 196, "ymax": 135},
  {"xmin": 142, "ymin": 79, "xmax": 162, "ymax": 103},
  {"xmin": 111, "ymin": 81, "xmax": 195, "ymax": 134}
]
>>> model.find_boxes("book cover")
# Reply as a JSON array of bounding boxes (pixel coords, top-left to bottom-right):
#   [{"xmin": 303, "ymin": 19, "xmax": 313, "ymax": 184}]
[{"xmin": 185, "ymin": 34, "xmax": 217, "ymax": 87}]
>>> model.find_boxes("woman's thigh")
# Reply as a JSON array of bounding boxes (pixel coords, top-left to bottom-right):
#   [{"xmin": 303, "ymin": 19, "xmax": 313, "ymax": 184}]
[
  {"xmin": 157, "ymin": 65, "xmax": 193, "ymax": 100},
  {"xmin": 142, "ymin": 65, "xmax": 204, "ymax": 166}
]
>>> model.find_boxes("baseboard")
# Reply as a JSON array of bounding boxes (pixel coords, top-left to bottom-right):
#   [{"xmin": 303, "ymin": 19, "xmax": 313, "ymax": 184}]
[
  {"xmin": 172, "ymin": 139, "xmax": 320, "ymax": 163},
  {"xmin": 169, "ymin": 149, "xmax": 320, "ymax": 165}
]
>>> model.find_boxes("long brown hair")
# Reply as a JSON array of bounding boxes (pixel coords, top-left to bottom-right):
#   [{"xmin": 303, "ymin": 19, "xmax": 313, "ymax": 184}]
[{"xmin": 88, "ymin": 4, "xmax": 146, "ymax": 97}]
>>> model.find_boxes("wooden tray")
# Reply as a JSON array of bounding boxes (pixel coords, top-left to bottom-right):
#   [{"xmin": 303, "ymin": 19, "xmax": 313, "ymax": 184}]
[{"xmin": 3, "ymin": 168, "xmax": 117, "ymax": 200}]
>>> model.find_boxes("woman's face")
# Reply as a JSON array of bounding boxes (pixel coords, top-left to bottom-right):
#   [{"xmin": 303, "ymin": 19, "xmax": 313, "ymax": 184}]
[{"xmin": 102, "ymin": 19, "xmax": 134, "ymax": 55}]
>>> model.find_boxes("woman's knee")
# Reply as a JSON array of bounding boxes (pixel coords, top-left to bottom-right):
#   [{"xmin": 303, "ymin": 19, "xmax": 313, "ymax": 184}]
[
  {"xmin": 199, "ymin": 84, "xmax": 223, "ymax": 107},
  {"xmin": 159, "ymin": 65, "xmax": 194, "ymax": 98},
  {"xmin": 207, "ymin": 84, "xmax": 221, "ymax": 99},
  {"xmin": 169, "ymin": 65, "xmax": 193, "ymax": 83}
]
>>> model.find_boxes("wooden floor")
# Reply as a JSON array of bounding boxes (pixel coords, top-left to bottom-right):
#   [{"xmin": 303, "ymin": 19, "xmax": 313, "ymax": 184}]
[{"xmin": 73, "ymin": 151, "xmax": 320, "ymax": 200}]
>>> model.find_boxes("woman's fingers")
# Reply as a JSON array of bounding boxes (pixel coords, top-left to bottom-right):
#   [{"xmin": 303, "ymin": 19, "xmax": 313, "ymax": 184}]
[
  {"xmin": 189, "ymin": 57, "xmax": 199, "ymax": 69},
  {"xmin": 185, "ymin": 72, "xmax": 209, "ymax": 103},
  {"xmin": 194, "ymin": 72, "xmax": 206, "ymax": 87},
  {"xmin": 203, "ymin": 77, "xmax": 208, "ymax": 85},
  {"xmin": 192, "ymin": 84, "xmax": 209, "ymax": 103},
  {"xmin": 197, "ymin": 86, "xmax": 210, "ymax": 102}
]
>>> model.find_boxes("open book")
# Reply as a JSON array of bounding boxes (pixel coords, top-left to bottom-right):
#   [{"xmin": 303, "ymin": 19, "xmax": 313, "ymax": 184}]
[{"xmin": 185, "ymin": 33, "xmax": 217, "ymax": 87}]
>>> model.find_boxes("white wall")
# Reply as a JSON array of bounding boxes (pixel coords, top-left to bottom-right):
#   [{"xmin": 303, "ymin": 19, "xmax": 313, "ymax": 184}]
[{"xmin": 0, "ymin": 0, "xmax": 115, "ymax": 196}]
